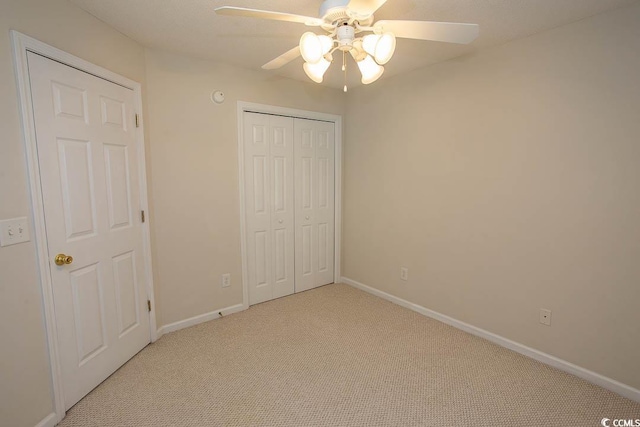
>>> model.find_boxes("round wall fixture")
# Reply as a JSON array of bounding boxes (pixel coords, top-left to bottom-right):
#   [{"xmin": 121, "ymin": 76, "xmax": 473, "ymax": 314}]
[{"xmin": 211, "ymin": 91, "xmax": 225, "ymax": 104}]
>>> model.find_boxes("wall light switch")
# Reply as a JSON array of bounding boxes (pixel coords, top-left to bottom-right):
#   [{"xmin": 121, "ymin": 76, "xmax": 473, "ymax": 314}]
[
  {"xmin": 0, "ymin": 217, "xmax": 30, "ymax": 247},
  {"xmin": 400, "ymin": 267, "xmax": 409, "ymax": 281}
]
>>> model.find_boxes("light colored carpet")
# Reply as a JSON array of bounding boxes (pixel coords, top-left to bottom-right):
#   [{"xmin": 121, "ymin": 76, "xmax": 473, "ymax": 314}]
[{"xmin": 59, "ymin": 283, "xmax": 640, "ymax": 426}]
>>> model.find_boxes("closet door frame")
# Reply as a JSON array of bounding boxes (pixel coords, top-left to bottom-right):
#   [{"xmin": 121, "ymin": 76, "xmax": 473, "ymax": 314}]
[{"xmin": 237, "ymin": 102, "xmax": 342, "ymax": 308}]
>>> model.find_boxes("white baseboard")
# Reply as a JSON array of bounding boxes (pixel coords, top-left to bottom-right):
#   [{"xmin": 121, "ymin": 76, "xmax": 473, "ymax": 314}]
[
  {"xmin": 156, "ymin": 303, "xmax": 246, "ymax": 338},
  {"xmin": 34, "ymin": 412, "xmax": 57, "ymax": 427},
  {"xmin": 341, "ymin": 276, "xmax": 640, "ymax": 403}
]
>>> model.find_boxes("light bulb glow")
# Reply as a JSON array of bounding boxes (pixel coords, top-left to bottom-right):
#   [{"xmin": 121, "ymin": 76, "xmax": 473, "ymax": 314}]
[
  {"xmin": 374, "ymin": 33, "xmax": 396, "ymax": 64},
  {"xmin": 303, "ymin": 58, "xmax": 331, "ymax": 83},
  {"xmin": 300, "ymin": 32, "xmax": 322, "ymax": 64},
  {"xmin": 362, "ymin": 34, "xmax": 380, "ymax": 57},
  {"xmin": 357, "ymin": 55, "xmax": 384, "ymax": 84},
  {"xmin": 318, "ymin": 35, "xmax": 333, "ymax": 55},
  {"xmin": 362, "ymin": 33, "xmax": 396, "ymax": 65}
]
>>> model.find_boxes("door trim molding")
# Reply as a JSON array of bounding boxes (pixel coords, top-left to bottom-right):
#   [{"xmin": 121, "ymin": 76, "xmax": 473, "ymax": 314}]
[
  {"xmin": 236, "ymin": 102, "xmax": 343, "ymax": 309},
  {"xmin": 10, "ymin": 31, "xmax": 157, "ymax": 424}
]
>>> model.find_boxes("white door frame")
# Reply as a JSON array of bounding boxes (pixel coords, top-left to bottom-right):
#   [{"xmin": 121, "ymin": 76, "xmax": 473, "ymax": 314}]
[
  {"xmin": 237, "ymin": 102, "xmax": 342, "ymax": 309},
  {"xmin": 11, "ymin": 31, "xmax": 158, "ymax": 424}
]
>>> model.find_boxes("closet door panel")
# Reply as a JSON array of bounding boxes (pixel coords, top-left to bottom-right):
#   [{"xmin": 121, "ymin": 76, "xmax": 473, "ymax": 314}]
[
  {"xmin": 294, "ymin": 119, "xmax": 335, "ymax": 292},
  {"xmin": 244, "ymin": 113, "xmax": 272, "ymax": 305},
  {"xmin": 315, "ymin": 123, "xmax": 335, "ymax": 286},
  {"xmin": 294, "ymin": 124, "xmax": 317, "ymax": 292},
  {"xmin": 244, "ymin": 112, "xmax": 295, "ymax": 305},
  {"xmin": 269, "ymin": 115, "xmax": 295, "ymax": 299}
]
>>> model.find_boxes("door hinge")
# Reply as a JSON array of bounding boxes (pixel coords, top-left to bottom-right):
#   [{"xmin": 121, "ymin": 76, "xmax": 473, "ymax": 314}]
[
  {"xmin": 141, "ymin": 210, "xmax": 145, "ymax": 223},
  {"xmin": 135, "ymin": 114, "xmax": 140, "ymax": 128},
  {"xmin": 147, "ymin": 300, "xmax": 152, "ymax": 312}
]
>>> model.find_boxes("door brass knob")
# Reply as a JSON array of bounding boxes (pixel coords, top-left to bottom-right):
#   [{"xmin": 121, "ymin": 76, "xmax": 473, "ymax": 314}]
[{"xmin": 55, "ymin": 254, "xmax": 73, "ymax": 266}]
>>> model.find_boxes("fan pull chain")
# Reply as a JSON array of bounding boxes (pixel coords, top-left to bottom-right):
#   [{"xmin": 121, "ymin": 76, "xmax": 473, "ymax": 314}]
[{"xmin": 343, "ymin": 50, "xmax": 348, "ymax": 93}]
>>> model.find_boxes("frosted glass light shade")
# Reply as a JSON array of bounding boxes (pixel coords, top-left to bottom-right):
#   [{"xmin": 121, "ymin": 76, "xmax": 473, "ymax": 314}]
[
  {"xmin": 357, "ymin": 55, "xmax": 384, "ymax": 84},
  {"xmin": 300, "ymin": 32, "xmax": 333, "ymax": 64},
  {"xmin": 318, "ymin": 35, "xmax": 333, "ymax": 55},
  {"xmin": 300, "ymin": 32, "xmax": 322, "ymax": 63},
  {"xmin": 362, "ymin": 34, "xmax": 380, "ymax": 57},
  {"xmin": 303, "ymin": 58, "xmax": 331, "ymax": 83},
  {"xmin": 362, "ymin": 32, "xmax": 396, "ymax": 65},
  {"xmin": 374, "ymin": 33, "xmax": 396, "ymax": 64}
]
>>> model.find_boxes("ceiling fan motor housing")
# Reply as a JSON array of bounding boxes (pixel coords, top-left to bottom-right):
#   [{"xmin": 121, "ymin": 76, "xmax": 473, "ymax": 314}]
[
  {"xmin": 320, "ymin": 0, "xmax": 374, "ymax": 27},
  {"xmin": 337, "ymin": 25, "xmax": 356, "ymax": 50}
]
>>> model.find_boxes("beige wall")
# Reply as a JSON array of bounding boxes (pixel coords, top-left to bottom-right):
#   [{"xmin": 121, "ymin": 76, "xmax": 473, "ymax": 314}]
[
  {"xmin": 144, "ymin": 49, "xmax": 345, "ymax": 326},
  {"xmin": 343, "ymin": 3, "xmax": 640, "ymax": 390},
  {"xmin": 0, "ymin": 0, "xmax": 147, "ymax": 425}
]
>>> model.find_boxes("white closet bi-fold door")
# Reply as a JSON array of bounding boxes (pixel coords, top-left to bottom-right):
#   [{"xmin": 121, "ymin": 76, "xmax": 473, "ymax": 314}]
[
  {"xmin": 243, "ymin": 112, "xmax": 335, "ymax": 305},
  {"xmin": 294, "ymin": 118, "xmax": 335, "ymax": 293},
  {"xmin": 244, "ymin": 113, "xmax": 295, "ymax": 305}
]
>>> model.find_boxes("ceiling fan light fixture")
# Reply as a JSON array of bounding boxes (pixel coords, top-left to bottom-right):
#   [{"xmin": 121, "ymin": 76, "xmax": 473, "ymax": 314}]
[
  {"xmin": 217, "ymin": 4, "xmax": 480, "ymax": 88},
  {"xmin": 374, "ymin": 32, "xmax": 396, "ymax": 64},
  {"xmin": 349, "ymin": 40, "xmax": 368, "ymax": 62},
  {"xmin": 361, "ymin": 34, "xmax": 380, "ymax": 56},
  {"xmin": 300, "ymin": 32, "xmax": 333, "ymax": 64},
  {"xmin": 357, "ymin": 54, "xmax": 384, "ymax": 84},
  {"xmin": 303, "ymin": 57, "xmax": 331, "ymax": 83},
  {"xmin": 362, "ymin": 32, "xmax": 396, "ymax": 65},
  {"xmin": 319, "ymin": 35, "xmax": 334, "ymax": 54},
  {"xmin": 300, "ymin": 32, "xmax": 322, "ymax": 64}
]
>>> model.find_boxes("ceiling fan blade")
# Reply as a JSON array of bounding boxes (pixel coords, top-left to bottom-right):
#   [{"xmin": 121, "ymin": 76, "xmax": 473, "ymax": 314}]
[
  {"xmin": 347, "ymin": 0, "xmax": 388, "ymax": 17},
  {"xmin": 215, "ymin": 6, "xmax": 323, "ymax": 26},
  {"xmin": 262, "ymin": 47, "xmax": 301, "ymax": 70},
  {"xmin": 374, "ymin": 20, "xmax": 479, "ymax": 44}
]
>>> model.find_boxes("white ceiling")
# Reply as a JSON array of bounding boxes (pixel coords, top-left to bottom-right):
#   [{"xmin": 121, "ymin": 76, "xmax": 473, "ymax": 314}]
[{"xmin": 69, "ymin": 0, "xmax": 636, "ymax": 89}]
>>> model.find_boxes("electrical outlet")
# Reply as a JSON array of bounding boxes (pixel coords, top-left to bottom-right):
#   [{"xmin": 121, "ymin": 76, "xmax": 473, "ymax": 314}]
[
  {"xmin": 540, "ymin": 309, "xmax": 552, "ymax": 326},
  {"xmin": 221, "ymin": 273, "xmax": 231, "ymax": 288},
  {"xmin": 400, "ymin": 267, "xmax": 409, "ymax": 281},
  {"xmin": 0, "ymin": 217, "xmax": 30, "ymax": 247}
]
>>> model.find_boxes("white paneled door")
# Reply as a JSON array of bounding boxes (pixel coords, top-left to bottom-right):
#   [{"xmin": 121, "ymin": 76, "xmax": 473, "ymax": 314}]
[
  {"xmin": 244, "ymin": 113, "xmax": 295, "ymax": 305},
  {"xmin": 243, "ymin": 112, "xmax": 335, "ymax": 305},
  {"xmin": 294, "ymin": 118, "xmax": 335, "ymax": 292},
  {"xmin": 27, "ymin": 52, "xmax": 150, "ymax": 409}
]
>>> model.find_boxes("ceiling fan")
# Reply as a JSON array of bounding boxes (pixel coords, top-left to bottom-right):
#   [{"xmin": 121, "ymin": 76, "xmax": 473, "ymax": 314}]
[{"xmin": 215, "ymin": 0, "xmax": 479, "ymax": 91}]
